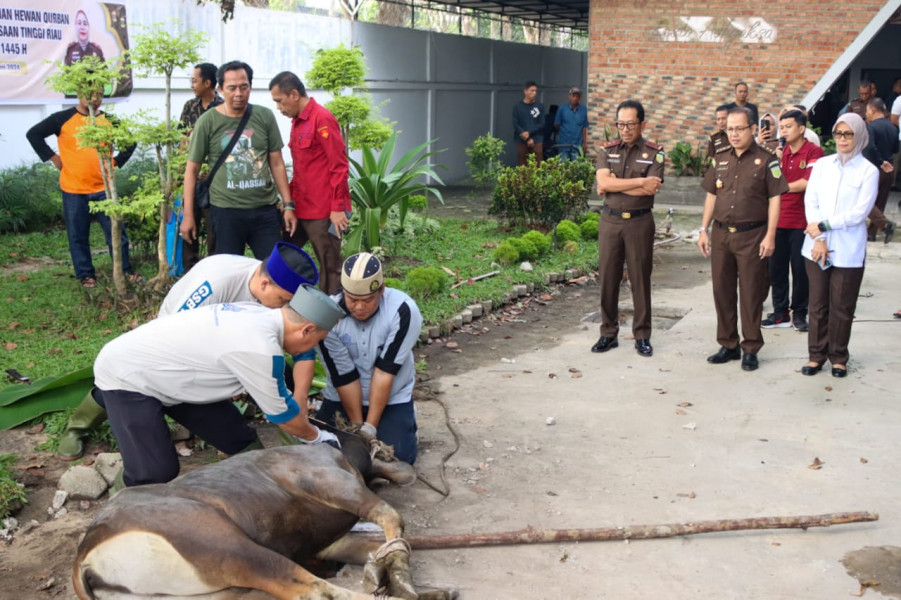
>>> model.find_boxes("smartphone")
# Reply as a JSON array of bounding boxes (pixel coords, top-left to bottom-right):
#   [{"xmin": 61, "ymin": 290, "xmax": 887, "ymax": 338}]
[
  {"xmin": 819, "ymin": 254, "xmax": 832, "ymax": 270},
  {"xmin": 328, "ymin": 210, "xmax": 352, "ymax": 238},
  {"xmin": 778, "ymin": 136, "xmax": 787, "ymax": 148}
]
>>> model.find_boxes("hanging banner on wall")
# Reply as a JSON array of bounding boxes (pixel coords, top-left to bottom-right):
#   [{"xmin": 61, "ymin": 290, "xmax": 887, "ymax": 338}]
[{"xmin": 0, "ymin": 1, "xmax": 132, "ymax": 104}]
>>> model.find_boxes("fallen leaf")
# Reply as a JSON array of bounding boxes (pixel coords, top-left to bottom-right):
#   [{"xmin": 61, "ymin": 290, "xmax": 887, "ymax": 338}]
[
  {"xmin": 825, "ymin": 386, "xmax": 833, "ymax": 392},
  {"xmin": 48, "ymin": 348, "xmax": 62, "ymax": 355},
  {"xmin": 502, "ymin": 373, "xmax": 514, "ymax": 378},
  {"xmin": 472, "ymin": 487, "xmax": 487, "ymax": 493},
  {"xmin": 445, "ymin": 341, "xmax": 458, "ymax": 349},
  {"xmin": 522, "ymin": 369, "xmax": 532, "ymax": 374},
  {"xmin": 102, "ymin": 329, "xmax": 112, "ymax": 335},
  {"xmin": 452, "ymin": 349, "xmax": 462, "ymax": 354},
  {"xmin": 568, "ymin": 367, "xmax": 581, "ymax": 374},
  {"xmin": 548, "ymin": 373, "xmax": 557, "ymax": 379},
  {"xmin": 559, "ymin": 551, "xmax": 569, "ymax": 563},
  {"xmin": 62, "ymin": 333, "xmax": 77, "ymax": 340},
  {"xmin": 677, "ymin": 402, "xmax": 693, "ymax": 407},
  {"xmin": 675, "ymin": 408, "xmax": 687, "ymax": 415},
  {"xmin": 7, "ymin": 322, "xmax": 19, "ymax": 330},
  {"xmin": 853, "ymin": 580, "xmax": 880, "ymax": 597},
  {"xmin": 36, "ymin": 576, "xmax": 55, "ymax": 591},
  {"xmin": 441, "ymin": 266, "xmax": 457, "ymax": 278},
  {"xmin": 540, "ymin": 294, "xmax": 553, "ymax": 301},
  {"xmin": 2, "ymin": 342, "xmax": 18, "ymax": 351},
  {"xmin": 676, "ymin": 492, "xmax": 696, "ymax": 499},
  {"xmin": 808, "ymin": 457, "xmax": 824, "ymax": 470},
  {"xmin": 860, "ymin": 457, "xmax": 868, "ymax": 464},
  {"xmin": 26, "ymin": 424, "xmax": 44, "ymax": 434},
  {"xmin": 16, "ymin": 275, "xmax": 29, "ymax": 282},
  {"xmin": 771, "ymin": 542, "xmax": 781, "ymax": 546},
  {"xmin": 570, "ymin": 372, "xmax": 583, "ymax": 379}
]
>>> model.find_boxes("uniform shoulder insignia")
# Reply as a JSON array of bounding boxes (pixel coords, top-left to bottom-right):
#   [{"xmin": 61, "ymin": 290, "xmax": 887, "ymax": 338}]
[
  {"xmin": 715, "ymin": 145, "xmax": 731, "ymax": 154},
  {"xmin": 66, "ymin": 41, "xmax": 78, "ymax": 48},
  {"xmin": 644, "ymin": 140, "xmax": 663, "ymax": 151},
  {"xmin": 603, "ymin": 139, "xmax": 621, "ymax": 148}
]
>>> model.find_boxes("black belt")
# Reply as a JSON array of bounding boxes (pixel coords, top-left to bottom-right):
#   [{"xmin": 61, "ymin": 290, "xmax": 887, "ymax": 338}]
[
  {"xmin": 714, "ymin": 220, "xmax": 767, "ymax": 233},
  {"xmin": 604, "ymin": 207, "xmax": 651, "ymax": 220}
]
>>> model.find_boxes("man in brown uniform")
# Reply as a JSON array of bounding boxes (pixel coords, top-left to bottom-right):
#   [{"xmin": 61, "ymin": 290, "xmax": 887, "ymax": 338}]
[
  {"xmin": 706, "ymin": 105, "xmax": 730, "ymax": 168},
  {"xmin": 698, "ymin": 107, "xmax": 788, "ymax": 371},
  {"xmin": 593, "ymin": 100, "xmax": 664, "ymax": 357},
  {"xmin": 845, "ymin": 80, "xmax": 875, "ymax": 119}
]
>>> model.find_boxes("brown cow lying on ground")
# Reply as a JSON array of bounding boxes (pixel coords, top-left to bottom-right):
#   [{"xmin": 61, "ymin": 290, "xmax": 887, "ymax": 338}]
[{"xmin": 73, "ymin": 428, "xmax": 455, "ymax": 599}]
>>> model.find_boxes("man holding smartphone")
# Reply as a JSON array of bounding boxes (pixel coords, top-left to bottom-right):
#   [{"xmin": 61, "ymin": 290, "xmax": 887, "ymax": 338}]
[
  {"xmin": 269, "ymin": 71, "xmax": 351, "ymax": 295},
  {"xmin": 762, "ymin": 109, "xmax": 824, "ymax": 332}
]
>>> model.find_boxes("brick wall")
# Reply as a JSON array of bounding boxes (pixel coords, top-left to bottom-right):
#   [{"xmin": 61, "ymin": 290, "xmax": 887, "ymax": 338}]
[{"xmin": 587, "ymin": 0, "xmax": 888, "ymax": 165}]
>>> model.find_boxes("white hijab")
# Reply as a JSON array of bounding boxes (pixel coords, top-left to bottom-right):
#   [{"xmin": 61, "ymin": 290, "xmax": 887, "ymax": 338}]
[{"xmin": 833, "ymin": 113, "xmax": 869, "ymax": 165}]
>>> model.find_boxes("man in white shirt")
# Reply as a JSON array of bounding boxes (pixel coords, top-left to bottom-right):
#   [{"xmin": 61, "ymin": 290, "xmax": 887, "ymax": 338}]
[
  {"xmin": 891, "ymin": 94, "xmax": 901, "ymax": 190},
  {"xmin": 94, "ymin": 287, "xmax": 345, "ymax": 488},
  {"xmin": 58, "ymin": 242, "xmax": 319, "ymax": 460}
]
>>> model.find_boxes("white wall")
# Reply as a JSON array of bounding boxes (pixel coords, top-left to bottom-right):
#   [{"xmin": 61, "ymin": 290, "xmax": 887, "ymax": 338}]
[{"xmin": 2, "ymin": 0, "xmax": 586, "ymax": 183}]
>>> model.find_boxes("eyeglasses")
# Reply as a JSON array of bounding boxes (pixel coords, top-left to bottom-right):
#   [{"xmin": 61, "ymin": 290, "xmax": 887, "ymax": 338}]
[
  {"xmin": 833, "ymin": 131, "xmax": 854, "ymax": 139},
  {"xmin": 615, "ymin": 121, "xmax": 641, "ymax": 131},
  {"xmin": 725, "ymin": 126, "xmax": 752, "ymax": 134}
]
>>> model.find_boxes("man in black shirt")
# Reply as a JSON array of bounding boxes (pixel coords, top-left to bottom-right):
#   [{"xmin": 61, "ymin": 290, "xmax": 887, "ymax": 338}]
[
  {"xmin": 512, "ymin": 81, "xmax": 545, "ymax": 166},
  {"xmin": 724, "ymin": 82, "xmax": 759, "ymax": 126},
  {"xmin": 864, "ymin": 98, "xmax": 898, "ymax": 243}
]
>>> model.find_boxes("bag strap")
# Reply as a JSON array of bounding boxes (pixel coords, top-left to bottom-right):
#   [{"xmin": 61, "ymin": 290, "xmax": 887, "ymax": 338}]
[{"xmin": 206, "ymin": 104, "xmax": 253, "ymax": 183}]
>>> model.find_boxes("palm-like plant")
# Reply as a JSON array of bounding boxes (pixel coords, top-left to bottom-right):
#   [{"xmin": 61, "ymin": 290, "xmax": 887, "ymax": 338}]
[{"xmin": 346, "ymin": 133, "xmax": 445, "ymax": 253}]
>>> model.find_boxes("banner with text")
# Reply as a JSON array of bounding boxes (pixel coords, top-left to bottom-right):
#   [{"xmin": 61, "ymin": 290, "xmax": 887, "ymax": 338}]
[{"xmin": 0, "ymin": 1, "xmax": 132, "ymax": 104}]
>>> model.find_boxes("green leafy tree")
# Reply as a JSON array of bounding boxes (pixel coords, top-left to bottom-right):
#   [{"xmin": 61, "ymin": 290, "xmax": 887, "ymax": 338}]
[
  {"xmin": 306, "ymin": 45, "xmax": 393, "ymax": 151},
  {"xmin": 465, "ymin": 133, "xmax": 506, "ymax": 186},
  {"xmin": 45, "ymin": 57, "xmax": 138, "ymax": 296},
  {"xmin": 129, "ymin": 22, "xmax": 208, "ymax": 288}
]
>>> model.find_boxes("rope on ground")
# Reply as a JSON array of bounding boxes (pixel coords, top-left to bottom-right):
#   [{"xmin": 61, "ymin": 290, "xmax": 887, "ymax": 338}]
[{"xmin": 414, "ymin": 390, "xmax": 460, "ymax": 498}]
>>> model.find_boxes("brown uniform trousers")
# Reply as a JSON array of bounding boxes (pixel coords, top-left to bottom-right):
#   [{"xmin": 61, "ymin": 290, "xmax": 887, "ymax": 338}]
[
  {"xmin": 866, "ymin": 168, "xmax": 893, "ymax": 237},
  {"xmin": 702, "ymin": 144, "xmax": 789, "ymax": 355},
  {"xmin": 805, "ymin": 260, "xmax": 864, "ymax": 366},
  {"xmin": 595, "ymin": 137, "xmax": 665, "ymax": 340},
  {"xmin": 284, "ymin": 219, "xmax": 343, "ymax": 295},
  {"xmin": 517, "ymin": 142, "xmax": 543, "ymax": 166},
  {"xmin": 709, "ymin": 225, "xmax": 770, "ymax": 354}
]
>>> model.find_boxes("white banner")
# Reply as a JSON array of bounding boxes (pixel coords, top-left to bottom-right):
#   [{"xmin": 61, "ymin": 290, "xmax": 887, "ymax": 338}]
[{"xmin": 0, "ymin": 0, "xmax": 132, "ymax": 104}]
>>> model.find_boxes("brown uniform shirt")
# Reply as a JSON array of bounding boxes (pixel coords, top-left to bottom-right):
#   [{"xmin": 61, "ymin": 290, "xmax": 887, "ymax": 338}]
[
  {"xmin": 64, "ymin": 42, "xmax": 104, "ymax": 66},
  {"xmin": 595, "ymin": 137, "xmax": 665, "ymax": 211},
  {"xmin": 847, "ymin": 97, "xmax": 868, "ymax": 119},
  {"xmin": 706, "ymin": 130, "xmax": 730, "ymax": 164},
  {"xmin": 701, "ymin": 143, "xmax": 788, "ymax": 224}
]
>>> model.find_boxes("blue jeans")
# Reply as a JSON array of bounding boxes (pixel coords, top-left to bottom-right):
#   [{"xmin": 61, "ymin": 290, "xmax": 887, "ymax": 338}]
[
  {"xmin": 557, "ymin": 144, "xmax": 582, "ymax": 161},
  {"xmin": 61, "ymin": 191, "xmax": 132, "ymax": 280}
]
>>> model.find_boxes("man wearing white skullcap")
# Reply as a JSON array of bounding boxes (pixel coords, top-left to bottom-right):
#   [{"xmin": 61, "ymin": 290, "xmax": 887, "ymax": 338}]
[{"xmin": 315, "ymin": 253, "xmax": 422, "ymax": 464}]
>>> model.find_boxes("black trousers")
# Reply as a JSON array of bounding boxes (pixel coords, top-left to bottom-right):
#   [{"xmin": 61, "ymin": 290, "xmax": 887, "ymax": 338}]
[
  {"xmin": 211, "ymin": 204, "xmax": 282, "ymax": 260},
  {"xmin": 768, "ymin": 228, "xmax": 808, "ymax": 318},
  {"xmin": 96, "ymin": 389, "xmax": 258, "ymax": 487}
]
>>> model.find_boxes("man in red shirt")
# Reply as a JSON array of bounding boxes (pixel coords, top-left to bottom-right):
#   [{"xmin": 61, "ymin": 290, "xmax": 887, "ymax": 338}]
[
  {"xmin": 269, "ymin": 72, "xmax": 351, "ymax": 295},
  {"xmin": 761, "ymin": 109, "xmax": 824, "ymax": 332}
]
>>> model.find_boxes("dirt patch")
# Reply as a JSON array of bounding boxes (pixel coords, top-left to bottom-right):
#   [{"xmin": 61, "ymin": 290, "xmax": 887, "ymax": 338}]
[
  {"xmin": 1, "ymin": 256, "xmax": 67, "ymax": 275},
  {"xmin": 842, "ymin": 546, "xmax": 901, "ymax": 598}
]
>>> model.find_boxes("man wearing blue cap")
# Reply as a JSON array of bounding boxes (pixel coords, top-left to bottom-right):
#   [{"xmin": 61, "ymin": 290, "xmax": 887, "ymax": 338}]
[
  {"xmin": 58, "ymin": 242, "xmax": 320, "ymax": 460},
  {"xmin": 93, "ymin": 285, "xmax": 346, "ymax": 488}
]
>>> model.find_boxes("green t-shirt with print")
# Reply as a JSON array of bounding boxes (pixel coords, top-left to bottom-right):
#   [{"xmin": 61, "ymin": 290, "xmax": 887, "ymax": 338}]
[{"xmin": 188, "ymin": 104, "xmax": 284, "ymax": 209}]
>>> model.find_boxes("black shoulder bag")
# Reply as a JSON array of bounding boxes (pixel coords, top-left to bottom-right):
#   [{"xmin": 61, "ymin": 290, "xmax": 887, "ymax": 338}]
[{"xmin": 194, "ymin": 105, "xmax": 253, "ymax": 209}]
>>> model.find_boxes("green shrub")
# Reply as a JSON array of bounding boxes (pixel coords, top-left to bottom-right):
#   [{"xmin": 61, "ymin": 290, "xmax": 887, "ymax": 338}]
[
  {"xmin": 0, "ymin": 163, "xmax": 63, "ymax": 233},
  {"xmin": 404, "ymin": 266, "xmax": 448, "ymax": 299},
  {"xmin": 579, "ymin": 211, "xmax": 599, "ymax": 224},
  {"xmin": 465, "ymin": 133, "xmax": 506, "ymax": 186},
  {"xmin": 562, "ymin": 240, "xmax": 580, "ymax": 255},
  {"xmin": 581, "ymin": 219, "xmax": 599, "ymax": 240},
  {"xmin": 555, "ymin": 219, "xmax": 581, "ymax": 243},
  {"xmin": 522, "ymin": 229, "xmax": 551, "ymax": 256},
  {"xmin": 407, "ymin": 195, "xmax": 428, "ymax": 212},
  {"xmin": 384, "ymin": 277, "xmax": 403, "ymax": 289},
  {"xmin": 0, "ymin": 454, "xmax": 27, "ymax": 520},
  {"xmin": 506, "ymin": 237, "xmax": 538, "ymax": 261},
  {"xmin": 489, "ymin": 154, "xmax": 593, "ymax": 229},
  {"xmin": 493, "ymin": 241, "xmax": 520, "ymax": 265},
  {"xmin": 668, "ymin": 141, "xmax": 706, "ymax": 176}
]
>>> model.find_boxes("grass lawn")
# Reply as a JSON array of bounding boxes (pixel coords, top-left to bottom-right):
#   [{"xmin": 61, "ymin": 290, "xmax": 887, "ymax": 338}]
[{"xmin": 1, "ymin": 214, "xmax": 599, "ymax": 392}]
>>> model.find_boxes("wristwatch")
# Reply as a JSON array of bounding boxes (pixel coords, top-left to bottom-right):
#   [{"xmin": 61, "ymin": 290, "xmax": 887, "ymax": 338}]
[{"xmin": 817, "ymin": 222, "xmax": 827, "ymax": 233}]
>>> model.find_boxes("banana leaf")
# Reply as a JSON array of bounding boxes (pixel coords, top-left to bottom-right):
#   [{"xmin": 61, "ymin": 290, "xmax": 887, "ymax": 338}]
[{"xmin": 0, "ymin": 367, "xmax": 94, "ymax": 430}]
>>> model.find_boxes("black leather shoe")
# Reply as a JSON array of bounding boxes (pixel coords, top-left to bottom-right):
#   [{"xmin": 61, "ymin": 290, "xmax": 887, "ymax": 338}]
[
  {"xmin": 707, "ymin": 346, "xmax": 741, "ymax": 364},
  {"xmin": 800, "ymin": 363, "xmax": 823, "ymax": 376},
  {"xmin": 741, "ymin": 353, "xmax": 759, "ymax": 371},
  {"xmin": 635, "ymin": 339, "xmax": 653, "ymax": 357},
  {"xmin": 831, "ymin": 367, "xmax": 848, "ymax": 378},
  {"xmin": 591, "ymin": 336, "xmax": 618, "ymax": 353},
  {"xmin": 885, "ymin": 221, "xmax": 896, "ymax": 244}
]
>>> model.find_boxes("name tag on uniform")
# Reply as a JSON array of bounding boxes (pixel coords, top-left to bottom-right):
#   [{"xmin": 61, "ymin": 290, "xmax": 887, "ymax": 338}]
[
  {"xmin": 607, "ymin": 154, "xmax": 620, "ymax": 158},
  {"xmin": 635, "ymin": 159, "xmax": 653, "ymax": 164}
]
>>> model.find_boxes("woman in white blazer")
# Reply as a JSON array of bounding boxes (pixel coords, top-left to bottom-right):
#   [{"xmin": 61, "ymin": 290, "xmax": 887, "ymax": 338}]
[{"xmin": 800, "ymin": 113, "xmax": 878, "ymax": 378}]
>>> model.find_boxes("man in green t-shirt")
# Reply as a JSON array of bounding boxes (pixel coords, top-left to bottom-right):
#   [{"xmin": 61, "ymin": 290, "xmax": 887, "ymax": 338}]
[{"xmin": 182, "ymin": 61, "xmax": 297, "ymax": 260}]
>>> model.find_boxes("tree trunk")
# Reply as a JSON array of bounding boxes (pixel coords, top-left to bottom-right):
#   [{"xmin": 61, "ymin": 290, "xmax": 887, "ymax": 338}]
[{"xmin": 396, "ymin": 512, "xmax": 879, "ymax": 550}]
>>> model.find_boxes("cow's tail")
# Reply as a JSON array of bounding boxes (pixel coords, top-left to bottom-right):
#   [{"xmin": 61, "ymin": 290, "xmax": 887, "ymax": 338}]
[{"xmin": 72, "ymin": 561, "xmax": 97, "ymax": 600}]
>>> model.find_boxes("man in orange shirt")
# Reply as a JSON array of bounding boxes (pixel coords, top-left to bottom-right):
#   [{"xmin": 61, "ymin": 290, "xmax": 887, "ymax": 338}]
[{"xmin": 27, "ymin": 91, "xmax": 136, "ymax": 288}]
